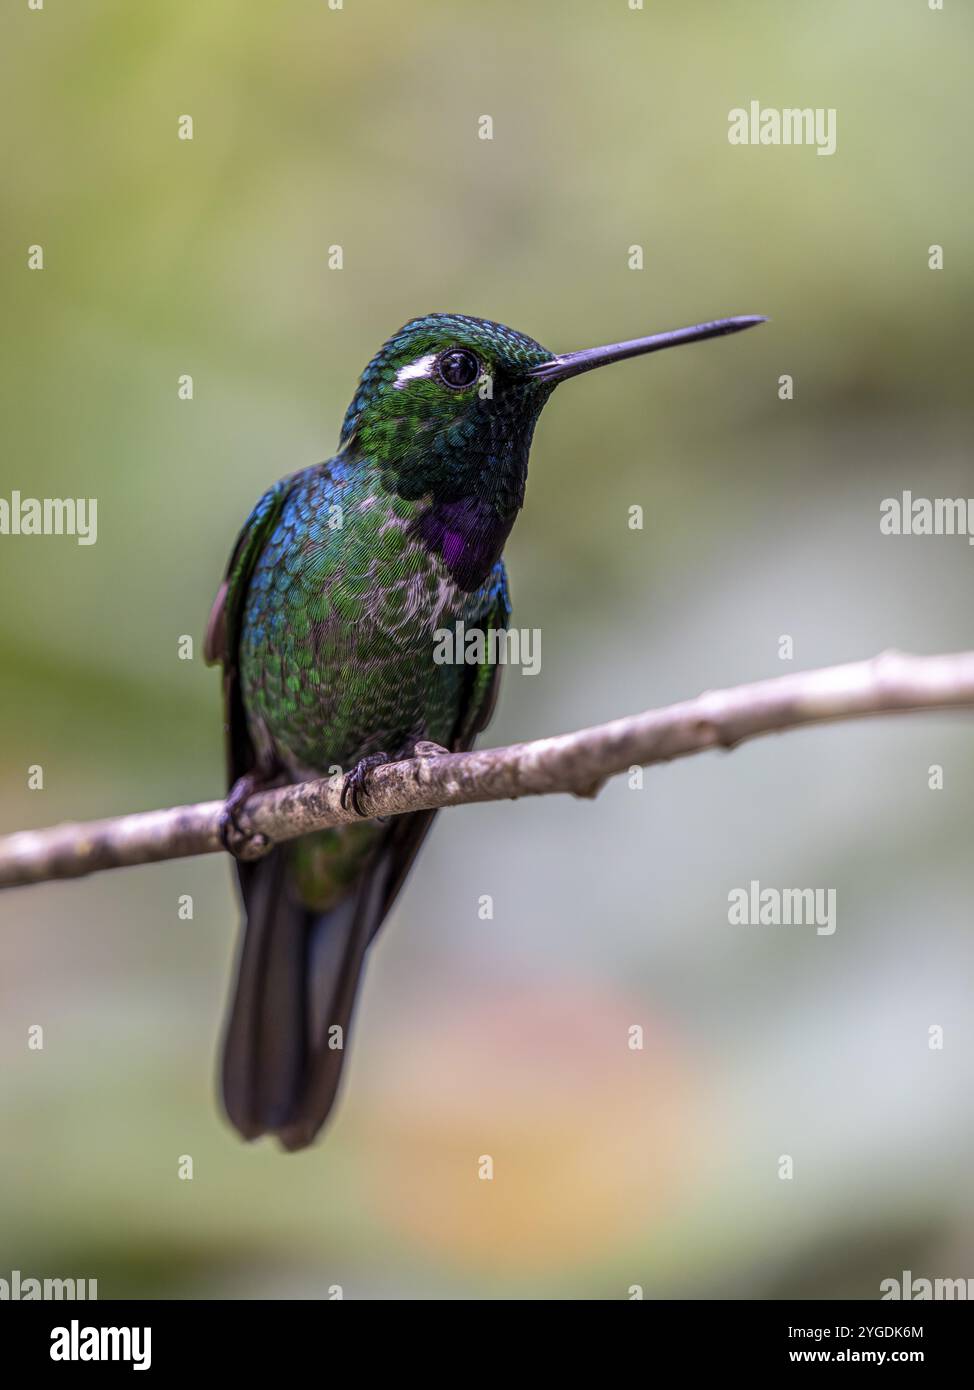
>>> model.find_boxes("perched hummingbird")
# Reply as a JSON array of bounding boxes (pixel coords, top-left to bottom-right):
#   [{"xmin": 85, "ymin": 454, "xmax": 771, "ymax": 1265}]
[{"xmin": 205, "ymin": 311, "xmax": 765, "ymax": 1150}]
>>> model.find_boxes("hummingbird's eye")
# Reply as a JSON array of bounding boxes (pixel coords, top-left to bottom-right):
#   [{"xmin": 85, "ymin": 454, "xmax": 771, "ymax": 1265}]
[{"xmin": 436, "ymin": 348, "xmax": 481, "ymax": 389}]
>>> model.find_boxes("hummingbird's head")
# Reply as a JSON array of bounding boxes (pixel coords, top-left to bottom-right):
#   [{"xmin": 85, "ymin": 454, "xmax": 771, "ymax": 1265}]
[
  {"xmin": 339, "ymin": 313, "xmax": 555, "ymax": 495},
  {"xmin": 339, "ymin": 310, "xmax": 765, "ymax": 590},
  {"xmin": 338, "ymin": 312, "xmax": 556, "ymax": 588}
]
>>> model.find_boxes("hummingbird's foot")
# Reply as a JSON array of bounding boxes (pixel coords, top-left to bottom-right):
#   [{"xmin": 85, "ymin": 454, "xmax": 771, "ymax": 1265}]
[
  {"xmin": 219, "ymin": 772, "xmax": 273, "ymax": 860},
  {"xmin": 340, "ymin": 753, "xmax": 392, "ymax": 817}
]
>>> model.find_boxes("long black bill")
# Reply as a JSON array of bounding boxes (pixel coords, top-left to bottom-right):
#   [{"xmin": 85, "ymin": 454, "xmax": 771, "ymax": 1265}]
[{"xmin": 528, "ymin": 315, "xmax": 767, "ymax": 385}]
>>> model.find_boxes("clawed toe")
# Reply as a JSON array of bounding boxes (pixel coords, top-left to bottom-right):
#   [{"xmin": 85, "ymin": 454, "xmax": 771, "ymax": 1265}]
[
  {"xmin": 219, "ymin": 809, "xmax": 270, "ymax": 860},
  {"xmin": 340, "ymin": 753, "xmax": 391, "ymax": 817},
  {"xmin": 220, "ymin": 774, "xmax": 273, "ymax": 860}
]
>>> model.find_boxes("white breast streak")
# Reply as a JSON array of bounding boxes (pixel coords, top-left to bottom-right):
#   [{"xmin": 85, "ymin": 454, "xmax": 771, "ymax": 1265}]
[{"xmin": 393, "ymin": 353, "xmax": 438, "ymax": 389}]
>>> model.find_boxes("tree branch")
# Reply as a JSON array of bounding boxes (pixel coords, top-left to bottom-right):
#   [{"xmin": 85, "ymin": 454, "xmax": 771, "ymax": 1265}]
[{"xmin": 2, "ymin": 648, "xmax": 972, "ymax": 891}]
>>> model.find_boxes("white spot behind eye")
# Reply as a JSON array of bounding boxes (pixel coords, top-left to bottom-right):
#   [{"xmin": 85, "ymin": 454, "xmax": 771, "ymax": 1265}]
[{"xmin": 393, "ymin": 353, "xmax": 438, "ymax": 389}]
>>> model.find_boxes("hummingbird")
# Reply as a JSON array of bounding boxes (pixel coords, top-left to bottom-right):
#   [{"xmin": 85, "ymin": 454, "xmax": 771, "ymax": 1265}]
[{"xmin": 205, "ymin": 310, "xmax": 765, "ymax": 1150}]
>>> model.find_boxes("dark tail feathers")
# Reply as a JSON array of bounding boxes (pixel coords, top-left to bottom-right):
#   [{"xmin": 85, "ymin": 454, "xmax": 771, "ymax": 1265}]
[{"xmin": 220, "ymin": 842, "xmax": 393, "ymax": 1151}]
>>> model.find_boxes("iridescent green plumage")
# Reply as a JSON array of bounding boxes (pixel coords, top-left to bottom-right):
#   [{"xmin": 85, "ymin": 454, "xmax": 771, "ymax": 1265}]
[
  {"xmin": 236, "ymin": 459, "xmax": 510, "ymax": 779},
  {"xmin": 207, "ymin": 315, "xmax": 547, "ymax": 1149},
  {"xmin": 207, "ymin": 309, "xmax": 765, "ymax": 1148}
]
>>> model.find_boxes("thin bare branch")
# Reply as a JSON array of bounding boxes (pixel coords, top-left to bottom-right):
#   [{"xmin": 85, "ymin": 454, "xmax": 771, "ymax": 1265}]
[{"xmin": 1, "ymin": 648, "xmax": 972, "ymax": 890}]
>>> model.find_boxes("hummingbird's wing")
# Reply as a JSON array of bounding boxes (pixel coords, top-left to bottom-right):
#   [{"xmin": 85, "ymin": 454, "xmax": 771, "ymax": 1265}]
[
  {"xmin": 203, "ymin": 472, "xmax": 330, "ymax": 1146},
  {"xmin": 204, "ymin": 475, "xmax": 296, "ymax": 788},
  {"xmin": 451, "ymin": 568, "xmax": 510, "ymax": 750},
  {"xmin": 375, "ymin": 575, "xmax": 509, "ymax": 922}
]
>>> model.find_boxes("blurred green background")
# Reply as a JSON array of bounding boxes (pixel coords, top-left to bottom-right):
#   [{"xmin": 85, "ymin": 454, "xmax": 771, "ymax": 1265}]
[{"xmin": 1, "ymin": 0, "xmax": 972, "ymax": 1299}]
